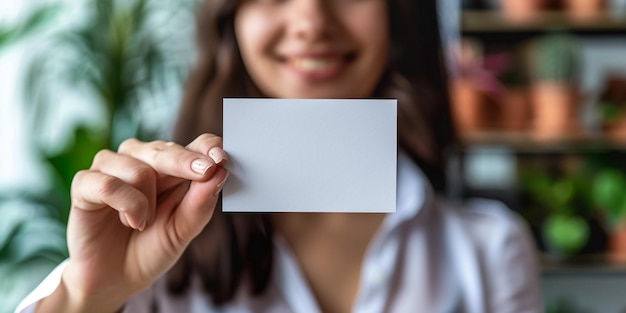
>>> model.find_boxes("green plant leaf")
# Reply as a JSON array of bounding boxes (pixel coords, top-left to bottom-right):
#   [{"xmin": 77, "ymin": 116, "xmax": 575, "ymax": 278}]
[
  {"xmin": 533, "ymin": 32, "xmax": 581, "ymax": 83},
  {"xmin": 0, "ymin": 258, "xmax": 62, "ymax": 313},
  {"xmin": 0, "ymin": 4, "xmax": 62, "ymax": 52},
  {"xmin": 552, "ymin": 179, "xmax": 575, "ymax": 209},
  {"xmin": 592, "ymin": 169, "xmax": 626, "ymax": 220},
  {"xmin": 599, "ymin": 101, "xmax": 622, "ymax": 123},
  {"xmin": 3, "ymin": 218, "xmax": 67, "ymax": 263},
  {"xmin": 542, "ymin": 214, "xmax": 589, "ymax": 255},
  {"xmin": 0, "ymin": 199, "xmax": 53, "ymax": 254},
  {"xmin": 0, "ymin": 197, "xmax": 67, "ymax": 313}
]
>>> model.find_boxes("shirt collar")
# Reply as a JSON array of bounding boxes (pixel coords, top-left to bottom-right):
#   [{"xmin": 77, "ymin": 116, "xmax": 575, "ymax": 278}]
[{"xmin": 381, "ymin": 149, "xmax": 432, "ymax": 230}]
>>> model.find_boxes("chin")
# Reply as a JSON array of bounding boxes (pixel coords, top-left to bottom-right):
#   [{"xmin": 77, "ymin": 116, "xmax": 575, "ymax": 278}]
[{"xmin": 276, "ymin": 86, "xmax": 362, "ymax": 99}]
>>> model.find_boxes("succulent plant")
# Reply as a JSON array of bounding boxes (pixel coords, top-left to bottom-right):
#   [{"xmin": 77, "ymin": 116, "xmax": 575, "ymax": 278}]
[{"xmin": 532, "ymin": 32, "xmax": 582, "ymax": 84}]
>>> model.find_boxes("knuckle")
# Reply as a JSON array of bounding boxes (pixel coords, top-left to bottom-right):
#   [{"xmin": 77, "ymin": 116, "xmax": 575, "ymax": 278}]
[
  {"xmin": 149, "ymin": 140, "xmax": 169, "ymax": 150},
  {"xmin": 118, "ymin": 138, "xmax": 140, "ymax": 153},
  {"xmin": 70, "ymin": 170, "xmax": 90, "ymax": 201},
  {"xmin": 126, "ymin": 165, "xmax": 157, "ymax": 186},
  {"xmin": 197, "ymin": 134, "xmax": 222, "ymax": 146},
  {"xmin": 97, "ymin": 175, "xmax": 123, "ymax": 201},
  {"xmin": 72, "ymin": 169, "xmax": 89, "ymax": 184},
  {"xmin": 185, "ymin": 134, "xmax": 222, "ymax": 154},
  {"xmin": 196, "ymin": 133, "xmax": 215, "ymax": 142},
  {"xmin": 175, "ymin": 153, "xmax": 192, "ymax": 172},
  {"xmin": 92, "ymin": 149, "xmax": 114, "ymax": 167},
  {"xmin": 135, "ymin": 194, "xmax": 150, "ymax": 213}
]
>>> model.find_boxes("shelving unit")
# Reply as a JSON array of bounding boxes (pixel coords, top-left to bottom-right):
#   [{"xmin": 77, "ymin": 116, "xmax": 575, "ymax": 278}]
[
  {"xmin": 460, "ymin": 131, "xmax": 626, "ymax": 153},
  {"xmin": 462, "ymin": 11, "xmax": 626, "ymax": 36},
  {"xmin": 541, "ymin": 254, "xmax": 626, "ymax": 277},
  {"xmin": 455, "ymin": 5, "xmax": 626, "ymax": 278},
  {"xmin": 456, "ymin": 4, "xmax": 626, "ymax": 310}
]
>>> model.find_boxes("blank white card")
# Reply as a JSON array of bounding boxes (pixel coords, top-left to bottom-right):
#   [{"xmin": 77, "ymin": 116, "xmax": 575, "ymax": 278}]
[{"xmin": 222, "ymin": 98, "xmax": 397, "ymax": 213}]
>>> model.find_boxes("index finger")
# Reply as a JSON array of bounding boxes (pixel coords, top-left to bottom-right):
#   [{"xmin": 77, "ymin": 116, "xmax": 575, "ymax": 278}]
[
  {"xmin": 118, "ymin": 139, "xmax": 218, "ymax": 181},
  {"xmin": 185, "ymin": 133, "xmax": 228, "ymax": 166}
]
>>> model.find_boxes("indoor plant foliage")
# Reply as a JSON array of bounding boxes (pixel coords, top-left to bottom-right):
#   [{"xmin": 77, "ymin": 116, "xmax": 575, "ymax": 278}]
[
  {"xmin": 521, "ymin": 166, "xmax": 596, "ymax": 257},
  {"xmin": 0, "ymin": 4, "xmax": 60, "ymax": 52},
  {"xmin": 591, "ymin": 167, "xmax": 626, "ymax": 261},
  {"xmin": 24, "ymin": 0, "xmax": 188, "ymax": 218},
  {"xmin": 530, "ymin": 32, "xmax": 582, "ymax": 140},
  {"xmin": 0, "ymin": 5, "xmax": 65, "ymax": 313},
  {"xmin": 596, "ymin": 74, "xmax": 626, "ymax": 139},
  {"xmin": 0, "ymin": 1, "xmax": 191, "ymax": 311}
]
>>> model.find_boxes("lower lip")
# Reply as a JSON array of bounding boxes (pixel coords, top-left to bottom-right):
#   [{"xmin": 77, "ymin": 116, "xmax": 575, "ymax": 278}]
[{"xmin": 284, "ymin": 59, "xmax": 349, "ymax": 82}]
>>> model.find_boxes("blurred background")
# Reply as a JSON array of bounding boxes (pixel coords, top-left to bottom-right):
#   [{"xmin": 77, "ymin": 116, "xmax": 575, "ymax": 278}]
[
  {"xmin": 453, "ymin": 1, "xmax": 626, "ymax": 312},
  {"xmin": 2, "ymin": 0, "xmax": 626, "ymax": 312},
  {"xmin": 0, "ymin": 0, "xmax": 195, "ymax": 311}
]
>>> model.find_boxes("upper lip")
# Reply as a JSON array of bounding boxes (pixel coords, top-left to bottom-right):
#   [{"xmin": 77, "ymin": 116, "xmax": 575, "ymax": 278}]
[{"xmin": 278, "ymin": 50, "xmax": 355, "ymax": 60}]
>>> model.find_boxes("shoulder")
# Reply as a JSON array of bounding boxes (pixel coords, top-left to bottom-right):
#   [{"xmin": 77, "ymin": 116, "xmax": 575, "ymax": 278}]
[
  {"xmin": 431, "ymin": 198, "xmax": 543, "ymax": 311},
  {"xmin": 432, "ymin": 197, "xmax": 537, "ymax": 261},
  {"xmin": 438, "ymin": 197, "xmax": 529, "ymax": 239}
]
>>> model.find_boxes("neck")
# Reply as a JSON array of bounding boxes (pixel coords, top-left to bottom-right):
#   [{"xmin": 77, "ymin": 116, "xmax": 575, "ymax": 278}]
[
  {"xmin": 272, "ymin": 212, "xmax": 386, "ymax": 253},
  {"xmin": 272, "ymin": 212, "xmax": 386, "ymax": 313}
]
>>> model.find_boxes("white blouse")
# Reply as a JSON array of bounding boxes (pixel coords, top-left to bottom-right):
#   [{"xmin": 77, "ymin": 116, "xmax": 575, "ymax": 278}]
[{"xmin": 17, "ymin": 152, "xmax": 542, "ymax": 313}]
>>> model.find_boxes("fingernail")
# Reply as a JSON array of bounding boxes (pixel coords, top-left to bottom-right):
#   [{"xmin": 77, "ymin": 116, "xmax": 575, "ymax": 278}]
[
  {"xmin": 191, "ymin": 159, "xmax": 213, "ymax": 175},
  {"xmin": 209, "ymin": 147, "xmax": 228, "ymax": 164},
  {"xmin": 138, "ymin": 219, "xmax": 147, "ymax": 232},
  {"xmin": 214, "ymin": 172, "xmax": 229, "ymax": 196}
]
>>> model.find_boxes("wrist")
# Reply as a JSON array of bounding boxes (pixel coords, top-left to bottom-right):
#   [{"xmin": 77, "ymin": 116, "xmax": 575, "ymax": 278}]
[{"xmin": 35, "ymin": 268, "xmax": 127, "ymax": 313}]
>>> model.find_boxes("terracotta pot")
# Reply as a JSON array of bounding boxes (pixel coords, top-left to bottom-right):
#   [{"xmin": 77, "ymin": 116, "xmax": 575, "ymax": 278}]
[
  {"xmin": 563, "ymin": 0, "xmax": 607, "ymax": 21},
  {"xmin": 499, "ymin": 0, "xmax": 547, "ymax": 23},
  {"xmin": 609, "ymin": 222, "xmax": 626, "ymax": 264},
  {"xmin": 451, "ymin": 79, "xmax": 488, "ymax": 135},
  {"xmin": 531, "ymin": 82, "xmax": 580, "ymax": 140},
  {"xmin": 605, "ymin": 118, "xmax": 626, "ymax": 141},
  {"xmin": 499, "ymin": 88, "xmax": 530, "ymax": 132}
]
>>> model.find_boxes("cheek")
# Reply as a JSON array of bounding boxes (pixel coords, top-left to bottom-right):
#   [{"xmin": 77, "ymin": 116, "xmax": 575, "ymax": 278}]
[
  {"xmin": 347, "ymin": 4, "xmax": 390, "ymax": 91},
  {"xmin": 366, "ymin": 14, "xmax": 389, "ymax": 61},
  {"xmin": 346, "ymin": 3, "xmax": 389, "ymax": 61},
  {"xmin": 236, "ymin": 11, "xmax": 272, "ymax": 67}
]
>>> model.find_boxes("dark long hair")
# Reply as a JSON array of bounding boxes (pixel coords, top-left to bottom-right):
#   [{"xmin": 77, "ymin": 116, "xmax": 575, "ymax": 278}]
[{"xmin": 167, "ymin": 0, "xmax": 456, "ymax": 305}]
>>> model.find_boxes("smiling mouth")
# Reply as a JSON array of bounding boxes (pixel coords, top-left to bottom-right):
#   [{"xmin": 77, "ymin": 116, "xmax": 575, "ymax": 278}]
[
  {"xmin": 283, "ymin": 54, "xmax": 356, "ymax": 81},
  {"xmin": 290, "ymin": 58, "xmax": 341, "ymax": 71}
]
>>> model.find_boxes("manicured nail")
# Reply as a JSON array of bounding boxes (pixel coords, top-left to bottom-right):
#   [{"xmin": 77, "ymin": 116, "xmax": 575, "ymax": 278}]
[
  {"xmin": 214, "ymin": 172, "xmax": 229, "ymax": 196},
  {"xmin": 138, "ymin": 218, "xmax": 147, "ymax": 232},
  {"xmin": 191, "ymin": 159, "xmax": 213, "ymax": 175},
  {"xmin": 209, "ymin": 147, "xmax": 228, "ymax": 164}
]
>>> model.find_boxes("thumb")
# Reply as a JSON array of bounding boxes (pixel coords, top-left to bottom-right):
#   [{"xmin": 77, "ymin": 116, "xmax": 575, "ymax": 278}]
[{"xmin": 170, "ymin": 167, "xmax": 229, "ymax": 246}]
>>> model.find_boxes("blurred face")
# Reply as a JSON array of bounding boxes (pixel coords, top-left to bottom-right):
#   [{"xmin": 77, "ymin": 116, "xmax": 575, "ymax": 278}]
[{"xmin": 235, "ymin": 0, "xmax": 389, "ymax": 99}]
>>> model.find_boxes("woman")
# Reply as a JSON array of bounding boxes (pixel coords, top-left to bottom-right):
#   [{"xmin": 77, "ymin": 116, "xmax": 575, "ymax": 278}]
[{"xmin": 17, "ymin": 0, "xmax": 541, "ymax": 312}]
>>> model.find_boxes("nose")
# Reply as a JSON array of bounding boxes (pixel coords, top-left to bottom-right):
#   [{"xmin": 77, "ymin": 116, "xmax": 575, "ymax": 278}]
[{"xmin": 287, "ymin": 0, "xmax": 333, "ymax": 41}]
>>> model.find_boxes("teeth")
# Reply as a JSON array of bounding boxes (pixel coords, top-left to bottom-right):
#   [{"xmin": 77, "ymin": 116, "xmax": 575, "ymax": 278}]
[{"xmin": 291, "ymin": 58, "xmax": 338, "ymax": 71}]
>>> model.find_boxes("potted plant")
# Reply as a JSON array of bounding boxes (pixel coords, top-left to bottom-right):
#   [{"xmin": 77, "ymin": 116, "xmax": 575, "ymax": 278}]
[
  {"xmin": 540, "ymin": 176, "xmax": 591, "ymax": 258},
  {"xmin": 596, "ymin": 74, "xmax": 626, "ymax": 140},
  {"xmin": 498, "ymin": 0, "xmax": 548, "ymax": 24},
  {"xmin": 529, "ymin": 32, "xmax": 582, "ymax": 141},
  {"xmin": 520, "ymin": 164, "xmax": 609, "ymax": 259},
  {"xmin": 562, "ymin": 0, "xmax": 607, "ymax": 22},
  {"xmin": 591, "ymin": 167, "xmax": 626, "ymax": 262},
  {"xmin": 450, "ymin": 38, "xmax": 492, "ymax": 136},
  {"xmin": 482, "ymin": 48, "xmax": 531, "ymax": 132}
]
